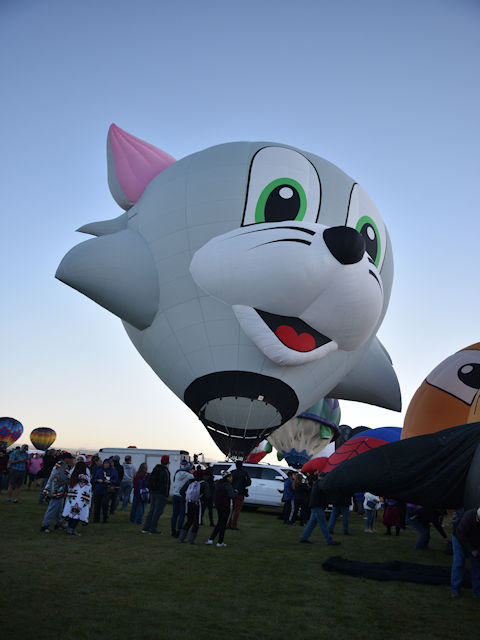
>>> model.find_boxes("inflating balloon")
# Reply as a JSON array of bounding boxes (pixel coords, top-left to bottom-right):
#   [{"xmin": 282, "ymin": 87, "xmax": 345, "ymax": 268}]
[
  {"xmin": 403, "ymin": 342, "xmax": 480, "ymax": 439},
  {"xmin": 321, "ymin": 422, "xmax": 480, "ymax": 510},
  {"xmin": 0, "ymin": 417, "xmax": 23, "ymax": 448},
  {"xmin": 324, "ymin": 426, "xmax": 401, "ymax": 472},
  {"xmin": 245, "ymin": 439, "xmax": 272, "ymax": 463},
  {"xmin": 301, "ymin": 441, "xmax": 336, "ymax": 473},
  {"xmin": 57, "ymin": 125, "xmax": 400, "ymax": 457},
  {"xmin": 30, "ymin": 427, "xmax": 56, "ymax": 451},
  {"xmin": 269, "ymin": 398, "xmax": 341, "ymax": 468}
]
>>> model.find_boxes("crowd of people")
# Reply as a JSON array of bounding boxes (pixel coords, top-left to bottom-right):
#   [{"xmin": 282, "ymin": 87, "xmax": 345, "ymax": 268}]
[
  {"xmin": 2, "ymin": 443, "xmax": 480, "ymax": 596},
  {"xmin": 0, "ymin": 445, "xmax": 254, "ymax": 549}
]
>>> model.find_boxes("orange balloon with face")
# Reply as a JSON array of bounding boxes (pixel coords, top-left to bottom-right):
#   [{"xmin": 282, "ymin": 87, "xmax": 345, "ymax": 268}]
[{"xmin": 402, "ymin": 343, "xmax": 480, "ymax": 439}]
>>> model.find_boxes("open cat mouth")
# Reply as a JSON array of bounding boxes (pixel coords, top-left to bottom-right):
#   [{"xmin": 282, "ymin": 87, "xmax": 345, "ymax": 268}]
[{"xmin": 255, "ymin": 309, "xmax": 332, "ymax": 352}]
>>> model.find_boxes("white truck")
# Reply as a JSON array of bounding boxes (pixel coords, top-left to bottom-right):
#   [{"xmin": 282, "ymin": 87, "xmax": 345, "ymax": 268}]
[{"xmin": 99, "ymin": 448, "xmax": 191, "ymax": 495}]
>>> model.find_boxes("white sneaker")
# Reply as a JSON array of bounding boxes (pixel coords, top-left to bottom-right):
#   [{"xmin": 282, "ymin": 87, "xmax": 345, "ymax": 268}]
[
  {"xmin": 205, "ymin": 539, "xmax": 213, "ymax": 545},
  {"xmin": 216, "ymin": 542, "xmax": 227, "ymax": 547}
]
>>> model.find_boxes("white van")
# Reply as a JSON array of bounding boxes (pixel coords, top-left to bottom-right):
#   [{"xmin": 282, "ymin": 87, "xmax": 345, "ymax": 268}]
[
  {"xmin": 99, "ymin": 448, "xmax": 191, "ymax": 495},
  {"xmin": 210, "ymin": 461, "xmax": 291, "ymax": 508}
]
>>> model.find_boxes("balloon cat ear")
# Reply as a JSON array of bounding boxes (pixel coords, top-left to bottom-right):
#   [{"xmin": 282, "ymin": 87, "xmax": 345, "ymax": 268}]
[
  {"xmin": 55, "ymin": 229, "xmax": 159, "ymax": 330},
  {"xmin": 107, "ymin": 124, "xmax": 176, "ymax": 210},
  {"xmin": 328, "ymin": 338, "xmax": 401, "ymax": 411}
]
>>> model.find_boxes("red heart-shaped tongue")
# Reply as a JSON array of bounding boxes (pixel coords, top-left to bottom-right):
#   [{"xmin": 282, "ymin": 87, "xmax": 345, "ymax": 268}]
[{"xmin": 275, "ymin": 325, "xmax": 316, "ymax": 352}]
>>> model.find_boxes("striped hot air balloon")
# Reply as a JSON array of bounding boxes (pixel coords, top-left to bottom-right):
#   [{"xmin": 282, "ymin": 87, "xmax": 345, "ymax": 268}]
[
  {"xmin": 30, "ymin": 427, "xmax": 56, "ymax": 451},
  {"xmin": 0, "ymin": 417, "xmax": 23, "ymax": 448}
]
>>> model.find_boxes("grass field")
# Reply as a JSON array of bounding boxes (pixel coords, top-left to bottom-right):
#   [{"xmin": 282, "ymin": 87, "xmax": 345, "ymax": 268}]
[{"xmin": 1, "ymin": 491, "xmax": 477, "ymax": 639}]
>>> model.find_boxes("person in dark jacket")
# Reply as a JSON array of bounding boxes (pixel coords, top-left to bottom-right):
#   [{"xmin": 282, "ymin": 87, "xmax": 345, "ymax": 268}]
[
  {"xmin": 108, "ymin": 455, "xmax": 124, "ymax": 515},
  {"xmin": 178, "ymin": 469, "xmax": 210, "ymax": 544},
  {"xmin": 293, "ymin": 473, "xmax": 310, "ymax": 526},
  {"xmin": 299, "ymin": 473, "xmax": 340, "ymax": 546},
  {"xmin": 451, "ymin": 507, "xmax": 480, "ymax": 597},
  {"xmin": 281, "ymin": 471, "xmax": 296, "ymax": 524},
  {"xmin": 227, "ymin": 460, "xmax": 251, "ymax": 530},
  {"xmin": 0, "ymin": 449, "xmax": 9, "ymax": 492},
  {"xmin": 201, "ymin": 466, "xmax": 215, "ymax": 527},
  {"xmin": 130, "ymin": 463, "xmax": 149, "ymax": 525},
  {"xmin": 37, "ymin": 450, "xmax": 56, "ymax": 504},
  {"xmin": 142, "ymin": 455, "xmax": 171, "ymax": 534},
  {"xmin": 205, "ymin": 470, "xmax": 235, "ymax": 547},
  {"xmin": 353, "ymin": 491, "xmax": 365, "ymax": 515},
  {"xmin": 93, "ymin": 459, "xmax": 118, "ymax": 523}
]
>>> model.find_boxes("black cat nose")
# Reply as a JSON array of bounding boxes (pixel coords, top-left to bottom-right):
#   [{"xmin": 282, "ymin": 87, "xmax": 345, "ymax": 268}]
[{"xmin": 323, "ymin": 226, "xmax": 365, "ymax": 265}]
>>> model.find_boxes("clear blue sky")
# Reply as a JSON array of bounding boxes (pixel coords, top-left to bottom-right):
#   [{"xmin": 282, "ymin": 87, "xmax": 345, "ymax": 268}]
[{"xmin": 2, "ymin": 0, "xmax": 479, "ymax": 458}]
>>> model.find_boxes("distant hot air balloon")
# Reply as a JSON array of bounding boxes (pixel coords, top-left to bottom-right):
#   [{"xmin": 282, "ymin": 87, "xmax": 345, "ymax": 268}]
[
  {"xmin": 323, "ymin": 426, "xmax": 401, "ymax": 473},
  {"xmin": 0, "ymin": 417, "xmax": 23, "ymax": 448},
  {"xmin": 269, "ymin": 398, "xmax": 341, "ymax": 469},
  {"xmin": 30, "ymin": 427, "xmax": 56, "ymax": 451},
  {"xmin": 245, "ymin": 440, "xmax": 272, "ymax": 463}
]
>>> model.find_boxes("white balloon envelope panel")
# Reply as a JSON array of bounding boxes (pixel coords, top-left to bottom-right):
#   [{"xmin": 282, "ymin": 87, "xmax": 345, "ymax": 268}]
[{"xmin": 56, "ymin": 125, "xmax": 401, "ymax": 457}]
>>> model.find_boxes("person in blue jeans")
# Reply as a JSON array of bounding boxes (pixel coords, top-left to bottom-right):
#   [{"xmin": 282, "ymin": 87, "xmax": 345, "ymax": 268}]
[
  {"xmin": 363, "ymin": 493, "xmax": 380, "ymax": 533},
  {"xmin": 329, "ymin": 496, "xmax": 351, "ymax": 535},
  {"xmin": 115, "ymin": 455, "xmax": 136, "ymax": 511},
  {"xmin": 451, "ymin": 507, "xmax": 480, "ymax": 598},
  {"xmin": 299, "ymin": 473, "xmax": 340, "ymax": 546},
  {"xmin": 130, "ymin": 463, "xmax": 148, "ymax": 525},
  {"xmin": 407, "ymin": 504, "xmax": 447, "ymax": 549}
]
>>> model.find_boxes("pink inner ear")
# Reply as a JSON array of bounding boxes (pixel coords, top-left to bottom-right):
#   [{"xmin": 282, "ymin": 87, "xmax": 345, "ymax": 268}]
[{"xmin": 109, "ymin": 124, "xmax": 176, "ymax": 204}]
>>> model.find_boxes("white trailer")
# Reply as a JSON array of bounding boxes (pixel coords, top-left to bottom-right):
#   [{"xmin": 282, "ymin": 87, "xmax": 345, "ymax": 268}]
[{"xmin": 99, "ymin": 448, "xmax": 191, "ymax": 494}]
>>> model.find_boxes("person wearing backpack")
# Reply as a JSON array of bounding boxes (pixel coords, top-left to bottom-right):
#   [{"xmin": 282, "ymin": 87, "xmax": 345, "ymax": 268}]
[
  {"xmin": 178, "ymin": 469, "xmax": 210, "ymax": 544},
  {"xmin": 205, "ymin": 470, "xmax": 235, "ymax": 547},
  {"xmin": 170, "ymin": 459, "xmax": 192, "ymax": 538},
  {"xmin": 142, "ymin": 455, "xmax": 171, "ymax": 534}
]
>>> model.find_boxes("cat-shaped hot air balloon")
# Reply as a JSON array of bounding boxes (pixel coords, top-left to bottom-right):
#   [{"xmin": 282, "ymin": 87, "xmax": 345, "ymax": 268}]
[{"xmin": 56, "ymin": 125, "xmax": 400, "ymax": 456}]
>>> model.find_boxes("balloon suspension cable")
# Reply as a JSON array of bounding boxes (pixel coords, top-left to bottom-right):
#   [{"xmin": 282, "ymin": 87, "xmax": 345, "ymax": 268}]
[
  {"xmin": 256, "ymin": 409, "xmax": 282, "ymax": 446},
  {"xmin": 242, "ymin": 400, "xmax": 255, "ymax": 440}
]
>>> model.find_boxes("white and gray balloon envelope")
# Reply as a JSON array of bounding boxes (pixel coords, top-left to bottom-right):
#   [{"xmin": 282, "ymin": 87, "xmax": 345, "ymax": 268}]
[{"xmin": 56, "ymin": 125, "xmax": 401, "ymax": 457}]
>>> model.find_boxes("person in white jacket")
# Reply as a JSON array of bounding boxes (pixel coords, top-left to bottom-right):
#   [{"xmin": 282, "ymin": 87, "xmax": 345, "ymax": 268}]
[
  {"xmin": 363, "ymin": 492, "xmax": 381, "ymax": 533},
  {"xmin": 170, "ymin": 459, "xmax": 192, "ymax": 537}
]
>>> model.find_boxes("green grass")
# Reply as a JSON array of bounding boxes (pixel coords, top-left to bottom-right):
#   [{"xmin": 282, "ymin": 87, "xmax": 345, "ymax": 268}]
[{"xmin": 1, "ymin": 491, "xmax": 477, "ymax": 639}]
